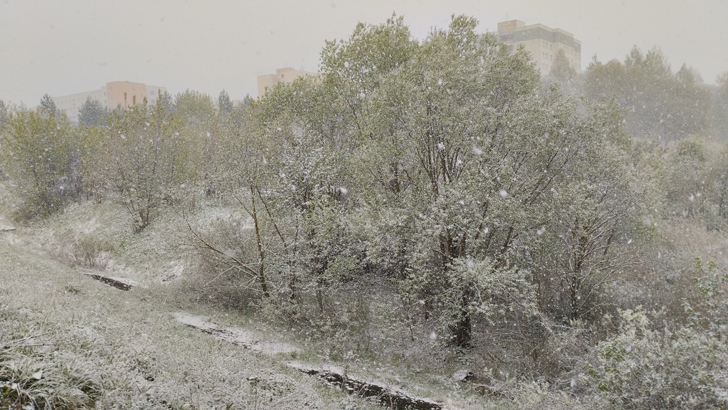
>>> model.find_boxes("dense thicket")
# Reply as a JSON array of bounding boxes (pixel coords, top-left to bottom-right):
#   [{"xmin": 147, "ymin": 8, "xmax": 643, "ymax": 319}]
[{"xmin": 2, "ymin": 15, "xmax": 728, "ymax": 408}]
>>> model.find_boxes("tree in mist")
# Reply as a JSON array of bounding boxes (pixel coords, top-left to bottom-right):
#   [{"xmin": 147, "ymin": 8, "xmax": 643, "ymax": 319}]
[
  {"xmin": 665, "ymin": 137, "xmax": 710, "ymax": 218},
  {"xmin": 218, "ymin": 90, "xmax": 233, "ymax": 115},
  {"xmin": 0, "ymin": 100, "xmax": 8, "ymax": 128},
  {"xmin": 174, "ymin": 90, "xmax": 215, "ymax": 127},
  {"xmin": 239, "ymin": 94, "xmax": 253, "ymax": 110},
  {"xmin": 710, "ymin": 145, "xmax": 728, "ymax": 224},
  {"xmin": 548, "ymin": 48, "xmax": 577, "ymax": 86},
  {"xmin": 159, "ymin": 90, "xmax": 175, "ymax": 114},
  {"xmin": 585, "ymin": 47, "xmax": 712, "ymax": 141},
  {"xmin": 78, "ymin": 97, "xmax": 106, "ymax": 127},
  {"xmin": 39, "ymin": 94, "xmax": 57, "ymax": 118},
  {"xmin": 715, "ymin": 72, "xmax": 728, "ymax": 140}
]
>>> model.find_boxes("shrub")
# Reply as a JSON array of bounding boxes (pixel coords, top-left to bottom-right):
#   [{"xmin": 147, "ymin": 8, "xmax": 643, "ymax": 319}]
[
  {"xmin": 585, "ymin": 307, "xmax": 728, "ymax": 409},
  {"xmin": 72, "ymin": 233, "xmax": 113, "ymax": 269},
  {"xmin": 0, "ymin": 111, "xmax": 80, "ymax": 219}
]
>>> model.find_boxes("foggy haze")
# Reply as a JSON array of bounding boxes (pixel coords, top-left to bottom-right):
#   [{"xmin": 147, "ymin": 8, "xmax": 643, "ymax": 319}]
[{"xmin": 1, "ymin": 0, "xmax": 727, "ymax": 104}]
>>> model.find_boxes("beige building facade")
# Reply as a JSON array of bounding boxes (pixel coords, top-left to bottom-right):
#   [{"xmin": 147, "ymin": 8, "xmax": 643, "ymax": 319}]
[
  {"xmin": 497, "ymin": 20, "xmax": 581, "ymax": 75},
  {"xmin": 53, "ymin": 81, "xmax": 166, "ymax": 121},
  {"xmin": 257, "ymin": 67, "xmax": 321, "ymax": 98}
]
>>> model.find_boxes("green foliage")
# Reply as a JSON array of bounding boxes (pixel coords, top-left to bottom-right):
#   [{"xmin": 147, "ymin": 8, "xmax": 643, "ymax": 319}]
[
  {"xmin": 104, "ymin": 98, "xmax": 188, "ymax": 232},
  {"xmin": 39, "ymin": 94, "xmax": 57, "ymax": 118},
  {"xmin": 586, "ymin": 307, "xmax": 728, "ymax": 409},
  {"xmin": 0, "ymin": 110, "xmax": 81, "ymax": 218},
  {"xmin": 585, "ymin": 47, "xmax": 712, "ymax": 141},
  {"xmin": 239, "ymin": 94, "xmax": 252, "ymax": 110},
  {"xmin": 218, "ymin": 89, "xmax": 233, "ymax": 115},
  {"xmin": 548, "ymin": 48, "xmax": 577, "ymax": 86},
  {"xmin": 159, "ymin": 90, "xmax": 175, "ymax": 114},
  {"xmin": 666, "ymin": 137, "xmax": 708, "ymax": 218},
  {"xmin": 713, "ymin": 145, "xmax": 728, "ymax": 222},
  {"xmin": 78, "ymin": 96, "xmax": 106, "ymax": 127},
  {"xmin": 174, "ymin": 89, "xmax": 215, "ymax": 127},
  {"xmin": 0, "ymin": 100, "xmax": 8, "ymax": 129},
  {"xmin": 715, "ymin": 72, "xmax": 728, "ymax": 140},
  {"xmin": 662, "ymin": 136, "xmax": 728, "ymax": 230}
]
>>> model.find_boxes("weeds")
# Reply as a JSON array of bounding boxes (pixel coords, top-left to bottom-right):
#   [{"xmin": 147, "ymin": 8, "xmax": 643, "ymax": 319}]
[
  {"xmin": 71, "ymin": 233, "xmax": 113, "ymax": 269},
  {"xmin": 0, "ymin": 308, "xmax": 102, "ymax": 410}
]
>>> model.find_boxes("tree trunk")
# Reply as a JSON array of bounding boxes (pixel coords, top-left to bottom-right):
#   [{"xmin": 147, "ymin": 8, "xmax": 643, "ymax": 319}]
[
  {"xmin": 250, "ymin": 187, "xmax": 269, "ymax": 298},
  {"xmin": 441, "ymin": 231, "xmax": 472, "ymax": 348},
  {"xmin": 450, "ymin": 310, "xmax": 472, "ymax": 348}
]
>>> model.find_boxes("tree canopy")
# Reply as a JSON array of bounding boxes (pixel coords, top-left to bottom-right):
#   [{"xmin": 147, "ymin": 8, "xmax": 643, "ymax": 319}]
[
  {"xmin": 584, "ymin": 46, "xmax": 712, "ymax": 141},
  {"xmin": 39, "ymin": 93, "xmax": 57, "ymax": 118},
  {"xmin": 78, "ymin": 97, "xmax": 106, "ymax": 127}
]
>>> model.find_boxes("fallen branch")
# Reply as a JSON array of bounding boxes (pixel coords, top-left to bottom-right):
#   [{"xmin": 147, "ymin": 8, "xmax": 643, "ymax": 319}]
[
  {"xmin": 289, "ymin": 363, "xmax": 444, "ymax": 410},
  {"xmin": 84, "ymin": 273, "xmax": 135, "ymax": 291}
]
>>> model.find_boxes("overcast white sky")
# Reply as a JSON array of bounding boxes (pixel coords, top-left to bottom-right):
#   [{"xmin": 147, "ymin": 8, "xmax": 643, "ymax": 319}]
[{"xmin": 1, "ymin": 0, "xmax": 727, "ymax": 105}]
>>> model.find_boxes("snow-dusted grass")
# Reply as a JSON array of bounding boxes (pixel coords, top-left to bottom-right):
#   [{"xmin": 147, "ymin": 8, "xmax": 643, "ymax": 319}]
[
  {"xmin": 16, "ymin": 195, "xmax": 722, "ymax": 409},
  {"xmin": 0, "ymin": 235, "xmax": 379, "ymax": 409},
  {"xmin": 17, "ymin": 200, "xmax": 184, "ymax": 285},
  {"xmin": 0, "ymin": 197, "xmax": 515, "ymax": 408}
]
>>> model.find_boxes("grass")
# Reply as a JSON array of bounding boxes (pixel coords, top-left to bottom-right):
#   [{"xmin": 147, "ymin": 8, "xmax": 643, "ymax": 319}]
[
  {"xmin": 0, "ymin": 233, "xmax": 381, "ymax": 409},
  {"xmin": 0, "ymin": 197, "xmax": 516, "ymax": 409},
  {"xmin": 0, "ymin": 194, "xmax": 578, "ymax": 409},
  {"xmin": 14, "ymin": 194, "xmax": 721, "ymax": 409}
]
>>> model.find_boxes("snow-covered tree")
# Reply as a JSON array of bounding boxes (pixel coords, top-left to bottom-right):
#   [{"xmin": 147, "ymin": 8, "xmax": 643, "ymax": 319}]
[
  {"xmin": 318, "ymin": 15, "xmax": 656, "ymax": 346},
  {"xmin": 0, "ymin": 100, "xmax": 8, "ymax": 128},
  {"xmin": 218, "ymin": 89, "xmax": 233, "ymax": 115},
  {"xmin": 39, "ymin": 93, "xmax": 57, "ymax": 118},
  {"xmin": 105, "ymin": 98, "xmax": 188, "ymax": 232},
  {"xmin": 78, "ymin": 97, "xmax": 106, "ymax": 127},
  {"xmin": 1, "ymin": 110, "xmax": 77, "ymax": 217},
  {"xmin": 198, "ymin": 14, "xmax": 660, "ymax": 350},
  {"xmin": 585, "ymin": 47, "xmax": 712, "ymax": 141},
  {"xmin": 715, "ymin": 72, "xmax": 728, "ymax": 140}
]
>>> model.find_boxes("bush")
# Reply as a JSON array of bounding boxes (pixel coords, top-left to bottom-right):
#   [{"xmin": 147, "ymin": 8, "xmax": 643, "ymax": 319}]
[
  {"xmin": 0, "ymin": 111, "xmax": 81, "ymax": 219},
  {"xmin": 72, "ymin": 233, "xmax": 113, "ymax": 269},
  {"xmin": 585, "ymin": 307, "xmax": 728, "ymax": 409}
]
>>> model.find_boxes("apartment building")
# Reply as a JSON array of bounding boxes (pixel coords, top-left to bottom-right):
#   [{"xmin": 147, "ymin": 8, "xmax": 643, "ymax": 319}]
[
  {"xmin": 257, "ymin": 67, "xmax": 321, "ymax": 98},
  {"xmin": 53, "ymin": 81, "xmax": 167, "ymax": 121},
  {"xmin": 497, "ymin": 20, "xmax": 581, "ymax": 75}
]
